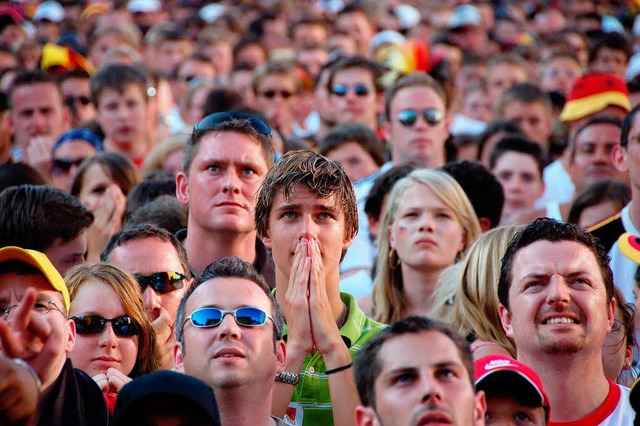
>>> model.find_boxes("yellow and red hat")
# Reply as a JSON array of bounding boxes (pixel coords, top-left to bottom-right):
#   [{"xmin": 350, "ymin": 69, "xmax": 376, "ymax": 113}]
[
  {"xmin": 560, "ymin": 73, "xmax": 630, "ymax": 123},
  {"xmin": 619, "ymin": 233, "xmax": 640, "ymax": 264}
]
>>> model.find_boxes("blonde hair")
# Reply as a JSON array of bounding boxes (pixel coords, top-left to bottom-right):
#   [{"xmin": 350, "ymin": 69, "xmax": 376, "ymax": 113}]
[
  {"xmin": 372, "ymin": 169, "xmax": 482, "ymax": 324},
  {"xmin": 66, "ymin": 262, "xmax": 160, "ymax": 377},
  {"xmin": 142, "ymin": 134, "xmax": 187, "ymax": 175},
  {"xmin": 452, "ymin": 225, "xmax": 523, "ymax": 356}
]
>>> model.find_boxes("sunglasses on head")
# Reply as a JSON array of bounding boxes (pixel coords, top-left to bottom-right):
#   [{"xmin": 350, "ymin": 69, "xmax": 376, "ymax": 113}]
[
  {"xmin": 194, "ymin": 111, "xmax": 272, "ymax": 136},
  {"xmin": 260, "ymin": 89, "xmax": 294, "ymax": 99},
  {"xmin": 63, "ymin": 95, "xmax": 92, "ymax": 107},
  {"xmin": 184, "ymin": 307, "xmax": 274, "ymax": 329},
  {"xmin": 395, "ymin": 108, "xmax": 445, "ymax": 127},
  {"xmin": 72, "ymin": 315, "xmax": 140, "ymax": 336},
  {"xmin": 135, "ymin": 271, "xmax": 186, "ymax": 294},
  {"xmin": 331, "ymin": 84, "xmax": 371, "ymax": 97},
  {"xmin": 52, "ymin": 157, "xmax": 86, "ymax": 173}
]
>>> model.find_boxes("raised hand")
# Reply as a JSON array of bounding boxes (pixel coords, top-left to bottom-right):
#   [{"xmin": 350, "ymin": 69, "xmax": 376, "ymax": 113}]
[
  {"xmin": 0, "ymin": 288, "xmax": 52, "ymax": 361},
  {"xmin": 86, "ymin": 184, "xmax": 126, "ymax": 262},
  {"xmin": 153, "ymin": 306, "xmax": 175, "ymax": 370},
  {"xmin": 0, "ymin": 356, "xmax": 39, "ymax": 426},
  {"xmin": 307, "ymin": 238, "xmax": 342, "ymax": 356},
  {"xmin": 280, "ymin": 239, "xmax": 313, "ymax": 355},
  {"xmin": 25, "ymin": 136, "xmax": 55, "ymax": 178}
]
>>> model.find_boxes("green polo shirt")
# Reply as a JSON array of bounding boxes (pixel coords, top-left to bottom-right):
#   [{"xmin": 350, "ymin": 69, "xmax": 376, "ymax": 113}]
[{"xmin": 281, "ymin": 292, "xmax": 386, "ymax": 426}]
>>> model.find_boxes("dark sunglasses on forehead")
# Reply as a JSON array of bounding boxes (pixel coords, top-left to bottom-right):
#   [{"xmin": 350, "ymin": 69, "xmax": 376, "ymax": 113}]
[
  {"xmin": 72, "ymin": 315, "xmax": 140, "ymax": 336},
  {"xmin": 52, "ymin": 157, "xmax": 86, "ymax": 173},
  {"xmin": 260, "ymin": 89, "xmax": 295, "ymax": 99},
  {"xmin": 194, "ymin": 111, "xmax": 272, "ymax": 136},
  {"xmin": 395, "ymin": 108, "xmax": 445, "ymax": 127},
  {"xmin": 63, "ymin": 95, "xmax": 92, "ymax": 107},
  {"xmin": 331, "ymin": 84, "xmax": 371, "ymax": 97},
  {"xmin": 184, "ymin": 307, "xmax": 274, "ymax": 329},
  {"xmin": 135, "ymin": 271, "xmax": 186, "ymax": 294}
]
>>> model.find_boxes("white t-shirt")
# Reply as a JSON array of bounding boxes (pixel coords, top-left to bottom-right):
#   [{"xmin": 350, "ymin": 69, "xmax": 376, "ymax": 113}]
[
  {"xmin": 537, "ymin": 159, "xmax": 575, "ymax": 209},
  {"xmin": 608, "ymin": 203, "xmax": 639, "ymax": 303}
]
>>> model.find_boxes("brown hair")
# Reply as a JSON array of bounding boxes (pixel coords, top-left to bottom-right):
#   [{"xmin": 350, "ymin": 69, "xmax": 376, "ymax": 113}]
[
  {"xmin": 66, "ymin": 262, "xmax": 160, "ymax": 377},
  {"xmin": 255, "ymin": 150, "xmax": 357, "ymax": 243}
]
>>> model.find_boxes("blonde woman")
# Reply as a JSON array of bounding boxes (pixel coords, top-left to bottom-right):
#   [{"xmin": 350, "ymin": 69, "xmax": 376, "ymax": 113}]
[
  {"xmin": 66, "ymin": 262, "xmax": 159, "ymax": 413},
  {"xmin": 142, "ymin": 134, "xmax": 187, "ymax": 177},
  {"xmin": 451, "ymin": 225, "xmax": 522, "ymax": 359},
  {"xmin": 361, "ymin": 169, "xmax": 482, "ymax": 324}
]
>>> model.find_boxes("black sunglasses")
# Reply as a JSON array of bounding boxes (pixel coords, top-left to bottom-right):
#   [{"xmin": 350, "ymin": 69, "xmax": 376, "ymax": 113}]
[
  {"xmin": 52, "ymin": 157, "xmax": 86, "ymax": 173},
  {"xmin": 63, "ymin": 95, "xmax": 92, "ymax": 107},
  {"xmin": 260, "ymin": 89, "xmax": 294, "ymax": 99},
  {"xmin": 395, "ymin": 109, "xmax": 445, "ymax": 127},
  {"xmin": 184, "ymin": 307, "xmax": 274, "ymax": 329},
  {"xmin": 72, "ymin": 315, "xmax": 140, "ymax": 336},
  {"xmin": 331, "ymin": 84, "xmax": 371, "ymax": 97},
  {"xmin": 135, "ymin": 271, "xmax": 186, "ymax": 294},
  {"xmin": 194, "ymin": 111, "xmax": 272, "ymax": 136}
]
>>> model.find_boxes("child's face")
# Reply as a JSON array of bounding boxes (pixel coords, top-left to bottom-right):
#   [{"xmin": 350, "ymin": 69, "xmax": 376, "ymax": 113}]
[
  {"xmin": 492, "ymin": 151, "xmax": 544, "ymax": 215},
  {"xmin": 485, "ymin": 394, "xmax": 546, "ymax": 425},
  {"xmin": 96, "ymin": 85, "xmax": 148, "ymax": 150}
]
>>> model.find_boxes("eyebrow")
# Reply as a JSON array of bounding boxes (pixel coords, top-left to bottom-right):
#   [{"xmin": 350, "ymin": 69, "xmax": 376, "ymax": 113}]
[
  {"xmin": 201, "ymin": 156, "xmax": 264, "ymax": 169},
  {"xmin": 275, "ymin": 202, "xmax": 341, "ymax": 214}
]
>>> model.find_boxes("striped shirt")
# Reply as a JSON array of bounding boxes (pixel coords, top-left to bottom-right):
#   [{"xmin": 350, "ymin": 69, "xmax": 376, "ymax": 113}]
[{"xmin": 282, "ymin": 292, "xmax": 386, "ymax": 426}]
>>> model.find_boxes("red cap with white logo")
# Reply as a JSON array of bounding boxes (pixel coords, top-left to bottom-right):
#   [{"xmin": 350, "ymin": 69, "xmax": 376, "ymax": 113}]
[{"xmin": 474, "ymin": 354, "xmax": 550, "ymax": 419}]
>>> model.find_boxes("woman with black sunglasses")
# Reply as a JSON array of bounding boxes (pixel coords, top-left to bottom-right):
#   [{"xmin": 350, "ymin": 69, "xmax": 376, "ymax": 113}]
[{"xmin": 65, "ymin": 262, "xmax": 159, "ymax": 415}]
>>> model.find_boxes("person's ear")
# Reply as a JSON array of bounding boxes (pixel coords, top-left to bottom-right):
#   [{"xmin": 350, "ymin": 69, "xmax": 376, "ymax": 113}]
[
  {"xmin": 275, "ymin": 340, "xmax": 286, "ymax": 375},
  {"xmin": 261, "ymin": 224, "xmax": 272, "ymax": 250},
  {"xmin": 499, "ymin": 303, "xmax": 514, "ymax": 338},
  {"xmin": 174, "ymin": 341, "xmax": 185, "ymax": 373},
  {"xmin": 607, "ymin": 297, "xmax": 616, "ymax": 332},
  {"xmin": 478, "ymin": 217, "xmax": 492, "ymax": 233},
  {"xmin": 612, "ymin": 144, "xmax": 628, "ymax": 173},
  {"xmin": 355, "ymin": 406, "xmax": 378, "ymax": 426},
  {"xmin": 175, "ymin": 172, "xmax": 190, "ymax": 206},
  {"xmin": 474, "ymin": 390, "xmax": 487, "ymax": 426},
  {"xmin": 65, "ymin": 318, "xmax": 76, "ymax": 353}
]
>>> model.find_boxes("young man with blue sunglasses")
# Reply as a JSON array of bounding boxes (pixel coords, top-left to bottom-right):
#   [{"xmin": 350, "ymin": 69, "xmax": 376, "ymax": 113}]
[
  {"xmin": 255, "ymin": 150, "xmax": 386, "ymax": 426},
  {"xmin": 174, "ymin": 256, "xmax": 287, "ymax": 426}
]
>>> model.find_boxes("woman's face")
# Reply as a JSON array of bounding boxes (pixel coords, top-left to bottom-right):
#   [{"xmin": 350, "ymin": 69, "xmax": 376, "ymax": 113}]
[
  {"xmin": 389, "ymin": 184, "xmax": 465, "ymax": 272},
  {"xmin": 69, "ymin": 279, "xmax": 139, "ymax": 377},
  {"xmin": 78, "ymin": 163, "xmax": 114, "ymax": 212},
  {"xmin": 602, "ymin": 309, "xmax": 633, "ymax": 385}
]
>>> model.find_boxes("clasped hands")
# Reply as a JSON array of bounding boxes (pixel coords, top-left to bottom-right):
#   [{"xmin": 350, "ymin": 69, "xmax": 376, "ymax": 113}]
[{"xmin": 281, "ymin": 238, "xmax": 343, "ymax": 357}]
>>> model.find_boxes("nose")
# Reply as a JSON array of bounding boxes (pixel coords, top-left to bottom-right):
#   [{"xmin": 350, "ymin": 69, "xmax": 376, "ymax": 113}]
[
  {"xmin": 417, "ymin": 213, "xmax": 434, "ymax": 232},
  {"xmin": 222, "ymin": 168, "xmax": 241, "ymax": 194},
  {"xmin": 413, "ymin": 113, "xmax": 430, "ymax": 131},
  {"xmin": 419, "ymin": 374, "xmax": 444, "ymax": 405},
  {"xmin": 297, "ymin": 214, "xmax": 318, "ymax": 240},
  {"xmin": 593, "ymin": 147, "xmax": 609, "ymax": 164},
  {"xmin": 98, "ymin": 323, "xmax": 118, "ymax": 348},
  {"xmin": 217, "ymin": 313, "xmax": 241, "ymax": 340},
  {"xmin": 143, "ymin": 286, "xmax": 162, "ymax": 320},
  {"xmin": 546, "ymin": 276, "xmax": 570, "ymax": 306},
  {"xmin": 32, "ymin": 111, "xmax": 48, "ymax": 132},
  {"xmin": 504, "ymin": 177, "xmax": 522, "ymax": 194}
]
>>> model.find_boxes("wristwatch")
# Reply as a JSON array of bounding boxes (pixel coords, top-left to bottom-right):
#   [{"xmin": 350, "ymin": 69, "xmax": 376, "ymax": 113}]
[{"xmin": 276, "ymin": 370, "xmax": 301, "ymax": 385}]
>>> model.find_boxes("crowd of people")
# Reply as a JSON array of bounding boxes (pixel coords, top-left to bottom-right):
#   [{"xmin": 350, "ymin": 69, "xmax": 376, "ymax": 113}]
[{"xmin": 3, "ymin": 0, "xmax": 640, "ymax": 425}]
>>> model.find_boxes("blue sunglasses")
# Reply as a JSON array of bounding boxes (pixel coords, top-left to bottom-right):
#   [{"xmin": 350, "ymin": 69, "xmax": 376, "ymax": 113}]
[{"xmin": 194, "ymin": 111, "xmax": 272, "ymax": 136}]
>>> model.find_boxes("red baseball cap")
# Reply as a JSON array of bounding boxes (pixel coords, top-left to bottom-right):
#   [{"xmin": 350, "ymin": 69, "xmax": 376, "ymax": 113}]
[{"xmin": 475, "ymin": 355, "xmax": 550, "ymax": 421}]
